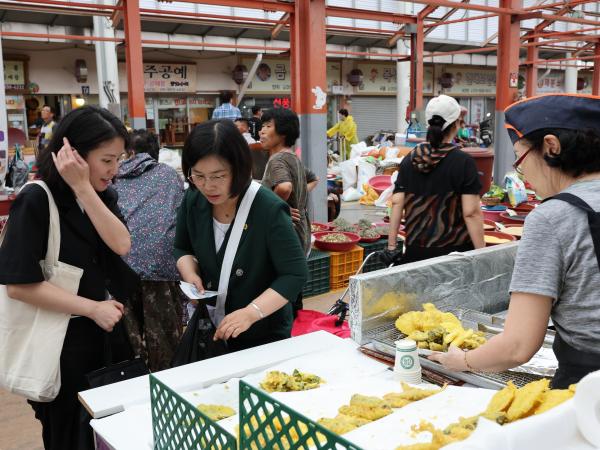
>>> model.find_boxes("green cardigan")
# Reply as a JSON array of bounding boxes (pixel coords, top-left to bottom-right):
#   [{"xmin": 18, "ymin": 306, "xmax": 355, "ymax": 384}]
[{"xmin": 173, "ymin": 185, "xmax": 308, "ymax": 351}]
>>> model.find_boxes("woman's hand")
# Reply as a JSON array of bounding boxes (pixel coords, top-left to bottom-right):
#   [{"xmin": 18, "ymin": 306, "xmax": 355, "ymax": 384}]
[
  {"xmin": 290, "ymin": 207, "xmax": 301, "ymax": 224},
  {"xmin": 428, "ymin": 345, "xmax": 468, "ymax": 372},
  {"xmin": 183, "ymin": 273, "xmax": 205, "ymax": 294},
  {"xmin": 214, "ymin": 306, "xmax": 259, "ymax": 341},
  {"xmin": 51, "ymin": 137, "xmax": 92, "ymax": 194},
  {"xmin": 88, "ymin": 299, "xmax": 124, "ymax": 332}
]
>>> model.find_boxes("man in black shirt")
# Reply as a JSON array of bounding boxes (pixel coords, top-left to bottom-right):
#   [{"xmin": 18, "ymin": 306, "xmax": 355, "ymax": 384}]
[{"xmin": 248, "ymin": 106, "xmax": 263, "ymax": 141}]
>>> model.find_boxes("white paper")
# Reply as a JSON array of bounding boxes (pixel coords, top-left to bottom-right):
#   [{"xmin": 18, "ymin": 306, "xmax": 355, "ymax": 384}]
[
  {"xmin": 179, "ymin": 281, "xmax": 218, "ymax": 300},
  {"xmin": 575, "ymin": 370, "xmax": 600, "ymax": 447}
]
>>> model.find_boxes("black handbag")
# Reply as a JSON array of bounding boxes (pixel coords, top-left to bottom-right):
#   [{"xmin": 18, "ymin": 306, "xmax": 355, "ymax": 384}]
[
  {"xmin": 86, "ymin": 325, "xmax": 149, "ymax": 389},
  {"xmin": 170, "ymin": 300, "xmax": 229, "ymax": 368}
]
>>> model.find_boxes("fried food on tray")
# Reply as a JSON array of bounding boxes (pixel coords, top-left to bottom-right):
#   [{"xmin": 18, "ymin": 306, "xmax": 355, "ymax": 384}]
[
  {"xmin": 317, "ymin": 414, "xmax": 371, "ymax": 435},
  {"xmin": 196, "ymin": 404, "xmax": 236, "ymax": 421},
  {"xmin": 395, "ymin": 303, "xmax": 487, "ymax": 352},
  {"xmin": 338, "ymin": 403, "xmax": 393, "ymax": 421},
  {"xmin": 396, "ymin": 382, "xmax": 444, "ymax": 402},
  {"xmin": 485, "ymin": 380, "xmax": 516, "ymax": 416},
  {"xmin": 382, "ymin": 393, "xmax": 412, "ymax": 408},
  {"xmin": 396, "ymin": 379, "xmax": 576, "ymax": 450},
  {"xmin": 506, "ymin": 378, "xmax": 550, "ymax": 421},
  {"xmin": 533, "ymin": 388, "xmax": 574, "ymax": 415},
  {"xmin": 349, "ymin": 394, "xmax": 390, "ymax": 408},
  {"xmin": 259, "ymin": 369, "xmax": 324, "ymax": 393}
]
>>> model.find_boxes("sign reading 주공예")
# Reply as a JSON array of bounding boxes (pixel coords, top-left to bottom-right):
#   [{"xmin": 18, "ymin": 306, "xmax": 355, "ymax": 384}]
[{"xmin": 143, "ymin": 63, "xmax": 197, "ymax": 93}]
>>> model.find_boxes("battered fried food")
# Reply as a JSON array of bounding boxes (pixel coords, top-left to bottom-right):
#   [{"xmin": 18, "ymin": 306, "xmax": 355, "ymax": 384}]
[
  {"xmin": 382, "ymin": 393, "xmax": 412, "ymax": 408},
  {"xmin": 396, "ymin": 382, "xmax": 444, "ymax": 402},
  {"xmin": 506, "ymin": 378, "xmax": 550, "ymax": 421},
  {"xmin": 260, "ymin": 369, "xmax": 324, "ymax": 392},
  {"xmin": 349, "ymin": 394, "xmax": 390, "ymax": 408},
  {"xmin": 485, "ymin": 381, "xmax": 517, "ymax": 415},
  {"xmin": 395, "ymin": 304, "xmax": 486, "ymax": 351},
  {"xmin": 317, "ymin": 414, "xmax": 371, "ymax": 434},
  {"xmin": 196, "ymin": 404, "xmax": 236, "ymax": 421},
  {"xmin": 338, "ymin": 403, "xmax": 393, "ymax": 421},
  {"xmin": 534, "ymin": 388, "xmax": 574, "ymax": 415}
]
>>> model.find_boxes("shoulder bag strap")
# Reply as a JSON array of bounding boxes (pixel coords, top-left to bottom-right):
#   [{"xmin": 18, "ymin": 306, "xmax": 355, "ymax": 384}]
[
  {"xmin": 546, "ymin": 192, "xmax": 600, "ymax": 273},
  {"xmin": 0, "ymin": 181, "xmax": 61, "ymax": 269},
  {"xmin": 214, "ymin": 181, "xmax": 261, "ymax": 326},
  {"xmin": 26, "ymin": 181, "xmax": 62, "ymax": 268}
]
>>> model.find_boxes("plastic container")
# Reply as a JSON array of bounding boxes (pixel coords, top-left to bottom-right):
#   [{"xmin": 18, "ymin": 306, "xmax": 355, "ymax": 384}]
[
  {"xmin": 313, "ymin": 231, "xmax": 360, "ymax": 253},
  {"xmin": 503, "ymin": 226, "xmax": 524, "ymax": 240},
  {"xmin": 462, "ymin": 147, "xmax": 495, "ymax": 196},
  {"xmin": 303, "ymin": 249, "xmax": 330, "ymax": 298},
  {"xmin": 310, "ymin": 222, "xmax": 331, "ymax": 232},
  {"xmin": 483, "ymin": 219, "xmax": 497, "ymax": 231},
  {"xmin": 329, "ymin": 246, "xmax": 364, "ymax": 290},
  {"xmin": 499, "ymin": 212, "xmax": 527, "ymax": 225},
  {"xmin": 481, "ymin": 205, "xmax": 507, "ymax": 222},
  {"xmin": 484, "ymin": 231, "xmax": 517, "ymax": 246},
  {"xmin": 368, "ymin": 175, "xmax": 392, "ymax": 195},
  {"xmin": 359, "ymin": 233, "xmax": 381, "ymax": 243}
]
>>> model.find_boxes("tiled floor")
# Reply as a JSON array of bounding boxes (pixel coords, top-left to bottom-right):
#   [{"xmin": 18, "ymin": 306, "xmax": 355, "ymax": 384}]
[{"xmin": 1, "ymin": 201, "xmax": 372, "ymax": 449}]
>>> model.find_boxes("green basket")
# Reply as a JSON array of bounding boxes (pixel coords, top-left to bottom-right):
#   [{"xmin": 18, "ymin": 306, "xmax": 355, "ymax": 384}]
[
  {"xmin": 358, "ymin": 239, "xmax": 403, "ymax": 273},
  {"xmin": 303, "ymin": 249, "xmax": 330, "ymax": 298},
  {"xmin": 239, "ymin": 380, "xmax": 364, "ymax": 450},
  {"xmin": 149, "ymin": 374, "xmax": 237, "ymax": 450}
]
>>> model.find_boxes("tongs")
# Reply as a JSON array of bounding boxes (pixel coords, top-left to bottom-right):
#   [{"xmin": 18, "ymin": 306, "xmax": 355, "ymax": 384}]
[{"xmin": 328, "ymin": 250, "xmax": 395, "ymax": 326}]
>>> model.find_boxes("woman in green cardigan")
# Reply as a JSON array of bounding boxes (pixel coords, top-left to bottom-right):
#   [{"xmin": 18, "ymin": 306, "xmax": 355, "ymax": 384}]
[{"xmin": 174, "ymin": 120, "xmax": 308, "ymax": 352}]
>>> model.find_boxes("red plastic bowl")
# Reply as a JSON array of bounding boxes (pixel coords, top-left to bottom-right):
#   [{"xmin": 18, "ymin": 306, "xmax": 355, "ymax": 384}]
[
  {"xmin": 499, "ymin": 212, "xmax": 527, "ymax": 225},
  {"xmin": 359, "ymin": 234, "xmax": 381, "ymax": 243},
  {"xmin": 484, "ymin": 231, "xmax": 517, "ymax": 246},
  {"xmin": 483, "ymin": 219, "xmax": 497, "ymax": 231},
  {"xmin": 368, "ymin": 175, "xmax": 392, "ymax": 195},
  {"xmin": 311, "ymin": 222, "xmax": 331, "ymax": 232},
  {"xmin": 313, "ymin": 231, "xmax": 360, "ymax": 252}
]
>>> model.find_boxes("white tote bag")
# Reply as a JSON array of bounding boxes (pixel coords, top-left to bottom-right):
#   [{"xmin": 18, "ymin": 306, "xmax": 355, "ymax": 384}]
[{"xmin": 0, "ymin": 181, "xmax": 83, "ymax": 402}]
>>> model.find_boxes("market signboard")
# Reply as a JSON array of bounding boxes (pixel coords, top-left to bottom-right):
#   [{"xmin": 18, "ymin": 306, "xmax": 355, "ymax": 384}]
[
  {"xmin": 3, "ymin": 60, "xmax": 26, "ymax": 90},
  {"xmin": 241, "ymin": 58, "xmax": 341, "ymax": 94},
  {"xmin": 535, "ymin": 70, "xmax": 564, "ymax": 94},
  {"xmin": 434, "ymin": 66, "xmax": 496, "ymax": 96},
  {"xmin": 350, "ymin": 63, "xmax": 433, "ymax": 95},
  {"xmin": 144, "ymin": 63, "xmax": 197, "ymax": 93},
  {"xmin": 356, "ymin": 62, "xmax": 397, "ymax": 94}
]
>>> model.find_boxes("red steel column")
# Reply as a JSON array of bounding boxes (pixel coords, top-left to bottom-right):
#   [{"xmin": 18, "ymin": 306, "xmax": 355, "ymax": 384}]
[
  {"xmin": 525, "ymin": 38, "xmax": 538, "ymax": 98},
  {"xmin": 494, "ymin": 0, "xmax": 522, "ymax": 184},
  {"xmin": 409, "ymin": 18, "xmax": 425, "ymax": 116},
  {"xmin": 123, "ymin": 0, "xmax": 146, "ymax": 129},
  {"xmin": 593, "ymin": 43, "xmax": 600, "ymax": 96},
  {"xmin": 291, "ymin": 0, "xmax": 328, "ymax": 222}
]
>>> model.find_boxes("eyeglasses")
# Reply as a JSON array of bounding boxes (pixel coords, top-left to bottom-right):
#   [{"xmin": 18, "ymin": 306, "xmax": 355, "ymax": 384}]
[
  {"xmin": 512, "ymin": 148, "xmax": 532, "ymax": 175},
  {"xmin": 187, "ymin": 171, "xmax": 229, "ymax": 186}
]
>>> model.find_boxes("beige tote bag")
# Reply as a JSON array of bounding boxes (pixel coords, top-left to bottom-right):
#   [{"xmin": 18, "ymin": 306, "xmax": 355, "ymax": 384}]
[{"xmin": 0, "ymin": 181, "xmax": 83, "ymax": 402}]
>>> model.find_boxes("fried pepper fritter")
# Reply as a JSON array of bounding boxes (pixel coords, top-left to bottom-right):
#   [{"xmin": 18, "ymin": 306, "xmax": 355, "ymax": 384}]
[
  {"xmin": 506, "ymin": 378, "xmax": 550, "ymax": 422},
  {"xmin": 485, "ymin": 380, "xmax": 517, "ymax": 415},
  {"xmin": 196, "ymin": 404, "xmax": 236, "ymax": 421},
  {"xmin": 338, "ymin": 403, "xmax": 393, "ymax": 421},
  {"xmin": 533, "ymin": 388, "xmax": 574, "ymax": 415},
  {"xmin": 317, "ymin": 414, "xmax": 371, "ymax": 435},
  {"xmin": 260, "ymin": 369, "xmax": 324, "ymax": 393}
]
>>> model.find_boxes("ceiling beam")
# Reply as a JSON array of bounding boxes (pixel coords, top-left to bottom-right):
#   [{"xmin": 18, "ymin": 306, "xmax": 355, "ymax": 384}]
[{"xmin": 271, "ymin": 12, "xmax": 289, "ymax": 39}]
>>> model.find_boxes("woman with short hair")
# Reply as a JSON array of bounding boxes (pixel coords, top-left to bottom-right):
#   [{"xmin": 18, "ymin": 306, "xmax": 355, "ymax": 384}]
[
  {"xmin": 430, "ymin": 94, "xmax": 600, "ymax": 388},
  {"xmin": 174, "ymin": 120, "xmax": 307, "ymax": 352}
]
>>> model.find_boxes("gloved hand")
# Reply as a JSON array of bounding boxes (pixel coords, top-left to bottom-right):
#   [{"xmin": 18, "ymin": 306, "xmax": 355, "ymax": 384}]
[{"xmin": 378, "ymin": 249, "xmax": 403, "ymax": 266}]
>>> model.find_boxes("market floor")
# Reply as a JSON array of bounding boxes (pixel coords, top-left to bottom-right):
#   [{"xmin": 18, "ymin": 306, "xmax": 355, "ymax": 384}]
[{"xmin": 1, "ymin": 202, "xmax": 374, "ymax": 449}]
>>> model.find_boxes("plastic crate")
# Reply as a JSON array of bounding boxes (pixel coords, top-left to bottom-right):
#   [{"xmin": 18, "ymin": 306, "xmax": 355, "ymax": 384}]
[
  {"xmin": 303, "ymin": 249, "xmax": 330, "ymax": 298},
  {"xmin": 149, "ymin": 374, "xmax": 237, "ymax": 450},
  {"xmin": 359, "ymin": 239, "xmax": 404, "ymax": 273},
  {"xmin": 329, "ymin": 246, "xmax": 364, "ymax": 290},
  {"xmin": 239, "ymin": 380, "xmax": 363, "ymax": 450}
]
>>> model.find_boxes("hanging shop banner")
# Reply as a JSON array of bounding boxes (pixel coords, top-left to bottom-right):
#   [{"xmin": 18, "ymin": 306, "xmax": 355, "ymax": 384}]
[
  {"xmin": 242, "ymin": 58, "xmax": 291, "ymax": 93},
  {"xmin": 3, "ymin": 60, "xmax": 26, "ymax": 90},
  {"xmin": 434, "ymin": 66, "xmax": 496, "ymax": 96},
  {"xmin": 188, "ymin": 96, "xmax": 216, "ymax": 108},
  {"xmin": 157, "ymin": 97, "xmax": 187, "ymax": 109},
  {"xmin": 351, "ymin": 63, "xmax": 433, "ymax": 95},
  {"xmin": 535, "ymin": 70, "xmax": 564, "ymax": 94},
  {"xmin": 241, "ymin": 58, "xmax": 341, "ymax": 94},
  {"xmin": 144, "ymin": 63, "xmax": 197, "ymax": 93},
  {"xmin": 356, "ymin": 62, "xmax": 397, "ymax": 94}
]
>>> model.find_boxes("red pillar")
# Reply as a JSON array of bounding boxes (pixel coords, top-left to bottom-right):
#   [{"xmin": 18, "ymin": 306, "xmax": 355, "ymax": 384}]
[
  {"xmin": 291, "ymin": 0, "xmax": 327, "ymax": 116},
  {"xmin": 409, "ymin": 18, "xmax": 425, "ymax": 115},
  {"xmin": 290, "ymin": 0, "xmax": 328, "ymax": 222},
  {"xmin": 496, "ymin": 0, "xmax": 521, "ymax": 111},
  {"xmin": 123, "ymin": 0, "xmax": 146, "ymax": 129},
  {"xmin": 525, "ymin": 38, "xmax": 538, "ymax": 98},
  {"xmin": 593, "ymin": 43, "xmax": 600, "ymax": 96}
]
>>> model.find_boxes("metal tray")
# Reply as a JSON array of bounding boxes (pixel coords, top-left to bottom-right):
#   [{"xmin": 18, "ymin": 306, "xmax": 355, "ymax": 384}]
[{"xmin": 366, "ymin": 322, "xmax": 547, "ymax": 390}]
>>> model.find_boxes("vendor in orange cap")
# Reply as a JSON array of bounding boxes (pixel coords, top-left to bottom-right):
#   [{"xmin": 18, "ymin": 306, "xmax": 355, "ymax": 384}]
[{"xmin": 430, "ymin": 94, "xmax": 600, "ymax": 388}]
